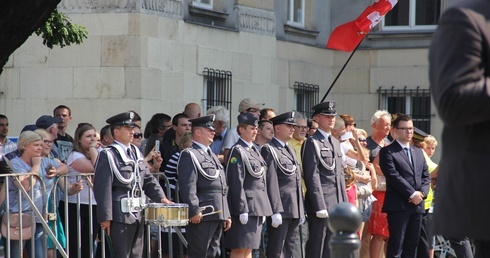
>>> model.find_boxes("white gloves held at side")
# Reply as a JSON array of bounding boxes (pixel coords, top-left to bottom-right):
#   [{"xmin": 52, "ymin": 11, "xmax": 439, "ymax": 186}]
[
  {"xmin": 271, "ymin": 213, "xmax": 283, "ymax": 228},
  {"xmin": 316, "ymin": 209, "xmax": 329, "ymax": 218},
  {"xmin": 239, "ymin": 213, "xmax": 249, "ymax": 225}
]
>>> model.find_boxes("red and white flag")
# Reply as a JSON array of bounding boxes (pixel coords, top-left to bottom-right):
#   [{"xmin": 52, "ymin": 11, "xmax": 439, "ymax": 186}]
[{"xmin": 326, "ymin": 0, "xmax": 398, "ymax": 52}]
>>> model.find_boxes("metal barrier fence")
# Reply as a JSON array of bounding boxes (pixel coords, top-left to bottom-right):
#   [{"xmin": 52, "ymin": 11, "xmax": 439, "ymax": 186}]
[{"xmin": 0, "ymin": 172, "xmax": 188, "ymax": 258}]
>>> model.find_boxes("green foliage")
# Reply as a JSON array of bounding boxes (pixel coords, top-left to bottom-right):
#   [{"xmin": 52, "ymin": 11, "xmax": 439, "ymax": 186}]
[{"xmin": 35, "ymin": 9, "xmax": 88, "ymax": 49}]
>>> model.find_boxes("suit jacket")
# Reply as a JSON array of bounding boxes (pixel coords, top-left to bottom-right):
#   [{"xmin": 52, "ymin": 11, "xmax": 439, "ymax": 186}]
[
  {"xmin": 429, "ymin": 0, "xmax": 490, "ymax": 240},
  {"xmin": 261, "ymin": 138, "xmax": 304, "ymax": 219},
  {"xmin": 379, "ymin": 142, "xmax": 430, "ymax": 214},
  {"xmin": 301, "ymin": 130, "xmax": 347, "ymax": 213},
  {"xmin": 178, "ymin": 143, "xmax": 230, "ymax": 221},
  {"xmin": 226, "ymin": 138, "xmax": 272, "ymax": 216},
  {"xmin": 93, "ymin": 144, "xmax": 166, "ymax": 224}
]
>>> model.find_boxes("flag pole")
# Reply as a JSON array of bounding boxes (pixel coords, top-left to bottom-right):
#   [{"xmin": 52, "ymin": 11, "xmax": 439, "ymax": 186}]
[{"xmin": 320, "ymin": 38, "xmax": 364, "ymax": 102}]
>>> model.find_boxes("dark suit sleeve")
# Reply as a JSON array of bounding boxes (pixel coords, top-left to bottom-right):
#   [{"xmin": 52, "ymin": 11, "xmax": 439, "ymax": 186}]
[
  {"xmin": 93, "ymin": 150, "xmax": 114, "ymax": 223},
  {"xmin": 429, "ymin": 7, "xmax": 490, "ymax": 126},
  {"xmin": 379, "ymin": 147, "xmax": 416, "ymax": 200},
  {"xmin": 177, "ymin": 150, "xmax": 200, "ymax": 217},
  {"xmin": 301, "ymin": 138, "xmax": 326, "ymax": 211},
  {"xmin": 226, "ymin": 147, "xmax": 248, "ymax": 214},
  {"xmin": 261, "ymin": 146, "xmax": 284, "ymax": 214}
]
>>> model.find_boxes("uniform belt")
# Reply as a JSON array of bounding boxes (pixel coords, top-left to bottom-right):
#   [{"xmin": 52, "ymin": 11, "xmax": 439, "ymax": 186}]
[{"xmin": 198, "ymin": 186, "xmax": 229, "ymax": 195}]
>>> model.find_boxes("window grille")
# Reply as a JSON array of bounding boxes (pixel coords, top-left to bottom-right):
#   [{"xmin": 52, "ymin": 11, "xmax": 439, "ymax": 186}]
[
  {"xmin": 294, "ymin": 82, "xmax": 319, "ymax": 118},
  {"xmin": 377, "ymin": 86, "xmax": 432, "ymax": 133},
  {"xmin": 202, "ymin": 68, "xmax": 232, "ymax": 122}
]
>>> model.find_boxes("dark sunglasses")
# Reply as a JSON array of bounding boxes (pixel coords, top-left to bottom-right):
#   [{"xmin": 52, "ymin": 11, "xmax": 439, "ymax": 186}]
[
  {"xmin": 133, "ymin": 133, "xmax": 143, "ymax": 139},
  {"xmin": 358, "ymin": 138, "xmax": 366, "ymax": 142}
]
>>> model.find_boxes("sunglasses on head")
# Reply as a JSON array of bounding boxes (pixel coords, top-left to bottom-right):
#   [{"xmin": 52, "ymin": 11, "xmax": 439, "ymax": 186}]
[{"xmin": 133, "ymin": 133, "xmax": 143, "ymax": 139}]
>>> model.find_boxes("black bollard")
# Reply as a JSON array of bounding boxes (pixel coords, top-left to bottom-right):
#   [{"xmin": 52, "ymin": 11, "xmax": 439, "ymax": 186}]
[{"xmin": 328, "ymin": 202, "xmax": 362, "ymax": 258}]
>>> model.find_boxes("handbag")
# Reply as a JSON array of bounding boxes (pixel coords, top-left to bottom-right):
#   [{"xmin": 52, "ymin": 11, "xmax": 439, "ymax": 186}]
[{"xmin": 1, "ymin": 213, "xmax": 35, "ymax": 240}]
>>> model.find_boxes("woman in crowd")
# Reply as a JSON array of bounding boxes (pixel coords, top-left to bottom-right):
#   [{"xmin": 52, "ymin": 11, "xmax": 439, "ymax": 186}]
[
  {"xmin": 132, "ymin": 125, "xmax": 163, "ymax": 174},
  {"xmin": 58, "ymin": 123, "xmax": 100, "ymax": 258},
  {"xmin": 132, "ymin": 125, "xmax": 144, "ymax": 152},
  {"xmin": 36, "ymin": 129, "xmax": 83, "ymax": 257},
  {"xmin": 6, "ymin": 130, "xmax": 81, "ymax": 257},
  {"xmin": 143, "ymin": 113, "xmax": 172, "ymax": 156},
  {"xmin": 225, "ymin": 113, "xmax": 272, "ymax": 258}
]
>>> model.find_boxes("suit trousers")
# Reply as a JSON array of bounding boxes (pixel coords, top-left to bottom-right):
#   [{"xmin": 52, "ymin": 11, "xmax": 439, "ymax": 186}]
[
  {"xmin": 186, "ymin": 220, "xmax": 223, "ymax": 258},
  {"xmin": 305, "ymin": 213, "xmax": 332, "ymax": 258},
  {"xmin": 266, "ymin": 218, "xmax": 300, "ymax": 258},
  {"xmin": 386, "ymin": 211, "xmax": 422, "ymax": 258},
  {"xmin": 110, "ymin": 221, "xmax": 144, "ymax": 258}
]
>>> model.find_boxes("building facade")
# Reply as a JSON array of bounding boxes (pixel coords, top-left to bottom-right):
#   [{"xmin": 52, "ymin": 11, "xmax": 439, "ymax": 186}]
[{"xmin": 0, "ymin": 0, "xmax": 450, "ymax": 161}]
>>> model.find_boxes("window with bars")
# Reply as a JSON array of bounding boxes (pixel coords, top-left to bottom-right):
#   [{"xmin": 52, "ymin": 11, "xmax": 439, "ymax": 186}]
[
  {"xmin": 294, "ymin": 82, "xmax": 319, "ymax": 118},
  {"xmin": 377, "ymin": 86, "xmax": 431, "ymax": 133},
  {"xmin": 202, "ymin": 68, "xmax": 232, "ymax": 121}
]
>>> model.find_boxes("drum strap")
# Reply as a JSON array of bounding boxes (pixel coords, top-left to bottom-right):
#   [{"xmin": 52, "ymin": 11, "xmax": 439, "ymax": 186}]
[
  {"xmin": 302, "ymin": 138, "xmax": 336, "ymax": 171},
  {"xmin": 262, "ymin": 144, "xmax": 297, "ymax": 176},
  {"xmin": 183, "ymin": 149, "xmax": 220, "ymax": 180},
  {"xmin": 227, "ymin": 145, "xmax": 265, "ymax": 178}
]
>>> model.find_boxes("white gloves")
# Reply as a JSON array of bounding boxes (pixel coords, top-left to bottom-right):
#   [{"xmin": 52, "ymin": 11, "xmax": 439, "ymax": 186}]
[
  {"xmin": 299, "ymin": 217, "xmax": 306, "ymax": 225},
  {"xmin": 261, "ymin": 216, "xmax": 266, "ymax": 225},
  {"xmin": 271, "ymin": 213, "xmax": 283, "ymax": 228},
  {"xmin": 239, "ymin": 213, "xmax": 249, "ymax": 225},
  {"xmin": 316, "ymin": 209, "xmax": 329, "ymax": 218}
]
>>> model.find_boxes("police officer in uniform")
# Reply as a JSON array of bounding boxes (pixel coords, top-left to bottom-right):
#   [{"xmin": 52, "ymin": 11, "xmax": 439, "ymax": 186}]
[
  {"xmin": 94, "ymin": 111, "xmax": 170, "ymax": 258},
  {"xmin": 261, "ymin": 111, "xmax": 305, "ymax": 258},
  {"xmin": 177, "ymin": 115, "xmax": 232, "ymax": 258},
  {"xmin": 224, "ymin": 113, "xmax": 272, "ymax": 257},
  {"xmin": 301, "ymin": 101, "xmax": 347, "ymax": 258}
]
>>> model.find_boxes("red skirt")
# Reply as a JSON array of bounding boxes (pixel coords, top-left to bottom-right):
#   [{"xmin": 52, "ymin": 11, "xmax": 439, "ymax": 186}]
[{"xmin": 367, "ymin": 190, "xmax": 389, "ymax": 238}]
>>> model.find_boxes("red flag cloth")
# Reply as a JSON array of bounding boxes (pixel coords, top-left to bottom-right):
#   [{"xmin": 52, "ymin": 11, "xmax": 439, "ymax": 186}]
[{"xmin": 326, "ymin": 0, "xmax": 398, "ymax": 52}]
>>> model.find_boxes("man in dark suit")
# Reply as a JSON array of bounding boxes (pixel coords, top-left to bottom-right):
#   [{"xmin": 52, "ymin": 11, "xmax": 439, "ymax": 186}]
[
  {"xmin": 301, "ymin": 101, "xmax": 347, "ymax": 258},
  {"xmin": 429, "ymin": 0, "xmax": 490, "ymax": 256},
  {"xmin": 261, "ymin": 111, "xmax": 304, "ymax": 258},
  {"xmin": 94, "ymin": 111, "xmax": 170, "ymax": 258},
  {"xmin": 177, "ymin": 115, "xmax": 232, "ymax": 258},
  {"xmin": 379, "ymin": 114, "xmax": 430, "ymax": 258}
]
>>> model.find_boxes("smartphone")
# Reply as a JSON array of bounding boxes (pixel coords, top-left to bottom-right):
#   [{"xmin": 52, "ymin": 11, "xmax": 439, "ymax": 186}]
[
  {"xmin": 154, "ymin": 140, "xmax": 160, "ymax": 152},
  {"xmin": 341, "ymin": 131, "xmax": 354, "ymax": 141}
]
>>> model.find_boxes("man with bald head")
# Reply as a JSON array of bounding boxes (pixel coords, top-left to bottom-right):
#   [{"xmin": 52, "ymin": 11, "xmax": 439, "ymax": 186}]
[{"xmin": 184, "ymin": 102, "xmax": 202, "ymax": 119}]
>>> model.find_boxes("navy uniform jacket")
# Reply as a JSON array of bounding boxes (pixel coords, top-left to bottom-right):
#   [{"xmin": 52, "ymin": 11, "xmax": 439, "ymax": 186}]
[
  {"xmin": 226, "ymin": 138, "xmax": 272, "ymax": 217},
  {"xmin": 261, "ymin": 138, "xmax": 304, "ymax": 219},
  {"xmin": 93, "ymin": 144, "xmax": 166, "ymax": 224},
  {"xmin": 301, "ymin": 130, "xmax": 347, "ymax": 213},
  {"xmin": 178, "ymin": 143, "xmax": 230, "ymax": 221},
  {"xmin": 379, "ymin": 143, "xmax": 430, "ymax": 214}
]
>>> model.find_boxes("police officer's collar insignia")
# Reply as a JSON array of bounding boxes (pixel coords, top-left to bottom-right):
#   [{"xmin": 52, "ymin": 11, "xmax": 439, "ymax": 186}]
[{"xmin": 230, "ymin": 156, "xmax": 238, "ymax": 164}]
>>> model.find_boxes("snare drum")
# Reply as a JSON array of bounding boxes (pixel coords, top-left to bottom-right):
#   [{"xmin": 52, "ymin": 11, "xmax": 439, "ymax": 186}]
[{"xmin": 145, "ymin": 203, "xmax": 189, "ymax": 227}]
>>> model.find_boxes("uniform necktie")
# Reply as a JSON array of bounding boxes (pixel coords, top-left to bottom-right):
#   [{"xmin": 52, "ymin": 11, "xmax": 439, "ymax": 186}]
[
  {"xmin": 127, "ymin": 148, "xmax": 135, "ymax": 160},
  {"xmin": 404, "ymin": 147, "xmax": 413, "ymax": 166}
]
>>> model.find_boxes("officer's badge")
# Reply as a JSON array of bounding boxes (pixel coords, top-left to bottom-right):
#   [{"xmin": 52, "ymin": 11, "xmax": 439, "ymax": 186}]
[{"xmin": 230, "ymin": 157, "xmax": 238, "ymax": 164}]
